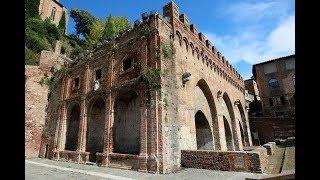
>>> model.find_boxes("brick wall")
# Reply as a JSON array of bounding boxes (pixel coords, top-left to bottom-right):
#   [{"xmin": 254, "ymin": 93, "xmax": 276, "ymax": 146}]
[
  {"xmin": 181, "ymin": 150, "xmax": 265, "ymax": 173},
  {"xmin": 25, "ymin": 65, "xmax": 49, "ymax": 158},
  {"xmin": 249, "ymin": 117, "xmax": 295, "ymax": 145}
]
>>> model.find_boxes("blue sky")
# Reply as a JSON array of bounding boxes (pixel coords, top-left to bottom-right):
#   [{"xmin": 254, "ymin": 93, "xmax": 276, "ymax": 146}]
[{"xmin": 60, "ymin": 0, "xmax": 295, "ymax": 79}]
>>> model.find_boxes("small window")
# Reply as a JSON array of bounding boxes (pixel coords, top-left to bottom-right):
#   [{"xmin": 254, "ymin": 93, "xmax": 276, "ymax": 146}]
[
  {"xmin": 50, "ymin": 7, "xmax": 57, "ymax": 21},
  {"xmin": 269, "ymin": 98, "xmax": 274, "ymax": 106},
  {"xmin": 280, "ymin": 96, "xmax": 286, "ymax": 105},
  {"xmin": 95, "ymin": 69, "xmax": 102, "ymax": 80},
  {"xmin": 293, "ymin": 74, "xmax": 295, "ymax": 86},
  {"xmin": 123, "ymin": 58, "xmax": 132, "ymax": 71},
  {"xmin": 268, "ymin": 79, "xmax": 279, "ymax": 89},
  {"xmin": 73, "ymin": 77, "xmax": 79, "ymax": 89},
  {"xmin": 275, "ymin": 111, "xmax": 285, "ymax": 118}
]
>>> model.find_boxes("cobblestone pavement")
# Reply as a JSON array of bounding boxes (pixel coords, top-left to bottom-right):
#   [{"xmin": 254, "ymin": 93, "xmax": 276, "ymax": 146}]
[{"xmin": 26, "ymin": 158, "xmax": 265, "ymax": 180}]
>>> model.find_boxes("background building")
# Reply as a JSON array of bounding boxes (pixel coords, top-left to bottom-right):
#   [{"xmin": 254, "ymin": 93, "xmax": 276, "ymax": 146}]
[
  {"xmin": 39, "ymin": 0, "xmax": 68, "ymax": 30},
  {"xmin": 252, "ymin": 55, "xmax": 295, "ymax": 118}
]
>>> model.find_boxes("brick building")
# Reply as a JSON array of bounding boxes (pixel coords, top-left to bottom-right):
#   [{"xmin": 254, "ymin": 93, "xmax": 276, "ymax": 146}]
[
  {"xmin": 244, "ymin": 78, "xmax": 262, "ymax": 116},
  {"xmin": 39, "ymin": 0, "xmax": 68, "ymax": 30},
  {"xmin": 39, "ymin": 2, "xmax": 253, "ymax": 174},
  {"xmin": 252, "ymin": 55, "xmax": 295, "ymax": 118}
]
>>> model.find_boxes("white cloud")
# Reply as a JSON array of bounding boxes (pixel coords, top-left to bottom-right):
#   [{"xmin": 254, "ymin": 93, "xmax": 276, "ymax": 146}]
[
  {"xmin": 204, "ymin": 14, "xmax": 295, "ymax": 65},
  {"xmin": 223, "ymin": 1, "xmax": 291, "ymax": 23}
]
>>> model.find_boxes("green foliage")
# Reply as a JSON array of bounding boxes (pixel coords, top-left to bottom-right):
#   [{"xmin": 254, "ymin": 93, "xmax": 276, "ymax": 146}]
[
  {"xmin": 163, "ymin": 97, "xmax": 169, "ymax": 110},
  {"xmin": 70, "ymin": 9, "xmax": 96, "ymax": 38},
  {"xmin": 58, "ymin": 11, "xmax": 66, "ymax": 34},
  {"xmin": 85, "ymin": 20, "xmax": 105, "ymax": 48},
  {"xmin": 25, "ymin": 18, "xmax": 61, "ymax": 51},
  {"xmin": 39, "ymin": 74, "xmax": 60, "ymax": 92},
  {"xmin": 25, "ymin": 28, "xmax": 51, "ymax": 53},
  {"xmin": 137, "ymin": 67, "xmax": 161, "ymax": 91},
  {"xmin": 43, "ymin": 18, "xmax": 61, "ymax": 45},
  {"xmin": 25, "ymin": 0, "xmax": 40, "ymax": 19},
  {"xmin": 139, "ymin": 25, "xmax": 151, "ymax": 38},
  {"xmin": 25, "ymin": 47, "xmax": 38, "ymax": 65},
  {"xmin": 161, "ymin": 42, "xmax": 175, "ymax": 59},
  {"xmin": 102, "ymin": 15, "xmax": 129, "ymax": 40}
]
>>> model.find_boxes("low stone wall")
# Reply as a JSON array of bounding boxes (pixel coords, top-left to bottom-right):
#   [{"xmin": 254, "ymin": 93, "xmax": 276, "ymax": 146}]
[
  {"xmin": 52, "ymin": 150, "xmax": 89, "ymax": 164},
  {"xmin": 108, "ymin": 153, "xmax": 141, "ymax": 171},
  {"xmin": 181, "ymin": 150, "xmax": 265, "ymax": 173}
]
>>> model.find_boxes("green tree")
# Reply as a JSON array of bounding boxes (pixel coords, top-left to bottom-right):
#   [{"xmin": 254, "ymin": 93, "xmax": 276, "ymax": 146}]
[
  {"xmin": 25, "ymin": 0, "xmax": 40, "ymax": 18},
  {"xmin": 70, "ymin": 9, "xmax": 96, "ymax": 38},
  {"xmin": 85, "ymin": 20, "xmax": 105, "ymax": 48},
  {"xmin": 101, "ymin": 15, "xmax": 129, "ymax": 40},
  {"xmin": 58, "ymin": 11, "xmax": 66, "ymax": 34}
]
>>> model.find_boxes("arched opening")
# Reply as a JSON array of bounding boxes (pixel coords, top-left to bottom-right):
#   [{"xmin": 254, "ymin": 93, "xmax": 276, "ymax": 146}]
[
  {"xmin": 223, "ymin": 116, "xmax": 234, "ymax": 151},
  {"xmin": 113, "ymin": 90, "xmax": 141, "ymax": 154},
  {"xmin": 86, "ymin": 97, "xmax": 106, "ymax": 162},
  {"xmin": 239, "ymin": 122, "xmax": 245, "ymax": 147},
  {"xmin": 196, "ymin": 79, "xmax": 220, "ymax": 149},
  {"xmin": 195, "ymin": 111, "xmax": 213, "ymax": 150},
  {"xmin": 65, "ymin": 104, "xmax": 81, "ymax": 151},
  {"xmin": 223, "ymin": 92, "xmax": 239, "ymax": 150}
]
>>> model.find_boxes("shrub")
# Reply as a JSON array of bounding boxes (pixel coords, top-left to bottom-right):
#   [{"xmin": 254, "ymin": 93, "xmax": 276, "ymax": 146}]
[
  {"xmin": 44, "ymin": 18, "xmax": 61, "ymax": 45},
  {"xmin": 25, "ymin": 28, "xmax": 51, "ymax": 53},
  {"xmin": 58, "ymin": 11, "xmax": 66, "ymax": 33},
  {"xmin": 25, "ymin": 18, "xmax": 46, "ymax": 38},
  {"xmin": 25, "ymin": 0, "xmax": 40, "ymax": 18},
  {"xmin": 25, "ymin": 47, "xmax": 38, "ymax": 65}
]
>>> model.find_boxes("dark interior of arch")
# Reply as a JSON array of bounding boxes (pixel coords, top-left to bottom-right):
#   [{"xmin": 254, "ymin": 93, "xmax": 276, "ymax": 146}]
[
  {"xmin": 239, "ymin": 122, "xmax": 245, "ymax": 147},
  {"xmin": 223, "ymin": 116, "xmax": 234, "ymax": 151},
  {"xmin": 113, "ymin": 90, "xmax": 141, "ymax": 155},
  {"xmin": 196, "ymin": 79, "xmax": 220, "ymax": 149},
  {"xmin": 237, "ymin": 103, "xmax": 249, "ymax": 146},
  {"xmin": 86, "ymin": 98, "xmax": 106, "ymax": 162},
  {"xmin": 222, "ymin": 93, "xmax": 239, "ymax": 150},
  {"xmin": 195, "ymin": 111, "xmax": 213, "ymax": 150},
  {"xmin": 65, "ymin": 104, "xmax": 80, "ymax": 151}
]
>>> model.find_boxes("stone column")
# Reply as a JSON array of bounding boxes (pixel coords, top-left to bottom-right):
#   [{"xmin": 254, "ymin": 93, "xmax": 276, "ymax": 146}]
[
  {"xmin": 217, "ymin": 114, "xmax": 227, "ymax": 151},
  {"xmin": 77, "ymin": 98, "xmax": 87, "ymax": 152},
  {"xmin": 139, "ymin": 86, "xmax": 148, "ymax": 172},
  {"xmin": 101, "ymin": 91, "xmax": 112, "ymax": 166}
]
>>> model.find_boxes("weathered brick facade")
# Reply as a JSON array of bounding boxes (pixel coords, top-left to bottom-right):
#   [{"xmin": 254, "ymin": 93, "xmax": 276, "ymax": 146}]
[
  {"xmin": 252, "ymin": 55, "xmax": 295, "ymax": 118},
  {"xmin": 40, "ymin": 2, "xmax": 252, "ymax": 174},
  {"xmin": 39, "ymin": 0, "xmax": 68, "ymax": 30}
]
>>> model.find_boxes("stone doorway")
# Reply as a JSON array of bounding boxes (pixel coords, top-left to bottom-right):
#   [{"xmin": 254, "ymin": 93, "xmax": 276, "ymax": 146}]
[
  {"xmin": 113, "ymin": 90, "xmax": 141, "ymax": 155},
  {"xmin": 195, "ymin": 110, "xmax": 213, "ymax": 150},
  {"xmin": 86, "ymin": 97, "xmax": 106, "ymax": 162},
  {"xmin": 65, "ymin": 104, "xmax": 80, "ymax": 151}
]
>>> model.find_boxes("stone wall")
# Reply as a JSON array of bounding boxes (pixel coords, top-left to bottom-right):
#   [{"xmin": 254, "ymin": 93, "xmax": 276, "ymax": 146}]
[
  {"xmin": 25, "ymin": 65, "xmax": 49, "ymax": 158},
  {"xmin": 181, "ymin": 150, "xmax": 265, "ymax": 173}
]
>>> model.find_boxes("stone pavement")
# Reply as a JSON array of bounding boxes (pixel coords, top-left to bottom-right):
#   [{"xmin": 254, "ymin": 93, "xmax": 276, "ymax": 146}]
[{"xmin": 26, "ymin": 158, "xmax": 266, "ymax": 180}]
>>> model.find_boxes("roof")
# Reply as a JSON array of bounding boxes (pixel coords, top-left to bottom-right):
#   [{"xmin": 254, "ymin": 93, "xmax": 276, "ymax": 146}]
[
  {"xmin": 252, "ymin": 54, "xmax": 295, "ymax": 79},
  {"xmin": 253, "ymin": 54, "xmax": 295, "ymax": 67},
  {"xmin": 53, "ymin": 0, "xmax": 64, "ymax": 8}
]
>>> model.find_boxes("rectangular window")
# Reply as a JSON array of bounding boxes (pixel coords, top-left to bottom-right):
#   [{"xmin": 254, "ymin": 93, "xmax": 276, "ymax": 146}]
[
  {"xmin": 275, "ymin": 111, "xmax": 285, "ymax": 118},
  {"xmin": 285, "ymin": 58, "xmax": 295, "ymax": 70},
  {"xmin": 95, "ymin": 69, "xmax": 102, "ymax": 80},
  {"xmin": 73, "ymin": 77, "xmax": 79, "ymax": 89},
  {"xmin": 263, "ymin": 63, "xmax": 276, "ymax": 74},
  {"xmin": 280, "ymin": 96, "xmax": 286, "ymax": 105},
  {"xmin": 269, "ymin": 98, "xmax": 274, "ymax": 106},
  {"xmin": 50, "ymin": 8, "xmax": 56, "ymax": 21}
]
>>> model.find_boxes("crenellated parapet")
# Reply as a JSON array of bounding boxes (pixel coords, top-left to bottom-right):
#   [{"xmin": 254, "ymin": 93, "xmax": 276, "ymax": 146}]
[{"xmin": 162, "ymin": 1, "xmax": 245, "ymax": 93}]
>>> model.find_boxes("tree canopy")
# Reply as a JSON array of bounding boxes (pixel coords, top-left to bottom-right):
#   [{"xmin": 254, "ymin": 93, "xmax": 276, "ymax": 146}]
[{"xmin": 70, "ymin": 9, "xmax": 97, "ymax": 38}]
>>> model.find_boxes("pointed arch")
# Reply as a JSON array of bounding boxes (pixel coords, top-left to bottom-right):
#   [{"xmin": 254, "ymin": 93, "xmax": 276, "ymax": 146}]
[
  {"xmin": 222, "ymin": 92, "xmax": 240, "ymax": 150},
  {"xmin": 196, "ymin": 79, "xmax": 221, "ymax": 149},
  {"xmin": 175, "ymin": 31, "xmax": 182, "ymax": 46}
]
